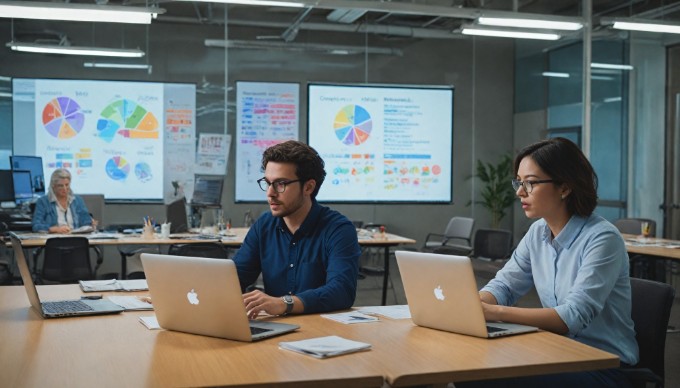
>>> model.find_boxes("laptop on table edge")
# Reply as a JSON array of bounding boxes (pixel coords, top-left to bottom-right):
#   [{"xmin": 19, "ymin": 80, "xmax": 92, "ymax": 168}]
[
  {"xmin": 9, "ymin": 232, "xmax": 124, "ymax": 318},
  {"xmin": 395, "ymin": 250, "xmax": 538, "ymax": 338},
  {"xmin": 140, "ymin": 253, "xmax": 299, "ymax": 342}
]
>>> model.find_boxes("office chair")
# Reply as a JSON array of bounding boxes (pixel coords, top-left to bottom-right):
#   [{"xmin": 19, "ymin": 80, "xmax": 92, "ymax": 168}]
[
  {"xmin": 422, "ymin": 216, "xmax": 474, "ymax": 255},
  {"xmin": 39, "ymin": 237, "xmax": 94, "ymax": 284},
  {"xmin": 463, "ymin": 228, "xmax": 513, "ymax": 280},
  {"xmin": 168, "ymin": 242, "xmax": 230, "ymax": 259},
  {"xmin": 622, "ymin": 277, "xmax": 675, "ymax": 388},
  {"xmin": 614, "ymin": 218, "xmax": 657, "ymax": 237}
]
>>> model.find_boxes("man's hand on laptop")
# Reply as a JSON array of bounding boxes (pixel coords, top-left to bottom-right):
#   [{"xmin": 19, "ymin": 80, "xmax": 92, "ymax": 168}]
[{"xmin": 243, "ymin": 289, "xmax": 287, "ymax": 319}]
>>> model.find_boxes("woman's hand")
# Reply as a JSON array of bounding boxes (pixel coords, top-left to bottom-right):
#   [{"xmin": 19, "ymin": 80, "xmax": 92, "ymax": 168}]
[{"xmin": 49, "ymin": 225, "xmax": 71, "ymax": 234}]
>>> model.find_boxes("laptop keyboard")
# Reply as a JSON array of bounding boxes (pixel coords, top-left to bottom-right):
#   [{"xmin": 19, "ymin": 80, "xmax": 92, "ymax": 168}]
[
  {"xmin": 42, "ymin": 300, "xmax": 94, "ymax": 314},
  {"xmin": 250, "ymin": 326, "xmax": 273, "ymax": 335},
  {"xmin": 486, "ymin": 325, "xmax": 508, "ymax": 333}
]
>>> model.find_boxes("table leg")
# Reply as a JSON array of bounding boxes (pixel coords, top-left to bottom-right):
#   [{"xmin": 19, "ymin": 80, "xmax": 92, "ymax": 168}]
[
  {"xmin": 120, "ymin": 252, "xmax": 127, "ymax": 280},
  {"xmin": 382, "ymin": 246, "xmax": 389, "ymax": 306}
]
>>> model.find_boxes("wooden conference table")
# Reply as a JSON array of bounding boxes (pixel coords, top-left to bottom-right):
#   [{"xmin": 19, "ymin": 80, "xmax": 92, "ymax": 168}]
[
  {"xmin": 623, "ymin": 233, "xmax": 680, "ymax": 261},
  {"xmin": 0, "ymin": 285, "xmax": 619, "ymax": 388},
  {"xmin": 11, "ymin": 228, "xmax": 416, "ymax": 305}
]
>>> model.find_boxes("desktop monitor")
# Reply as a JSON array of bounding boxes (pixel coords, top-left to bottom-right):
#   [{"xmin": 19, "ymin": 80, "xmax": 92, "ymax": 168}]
[
  {"xmin": 12, "ymin": 170, "xmax": 33, "ymax": 205},
  {"xmin": 191, "ymin": 176, "xmax": 224, "ymax": 207},
  {"xmin": 0, "ymin": 170, "xmax": 15, "ymax": 203},
  {"xmin": 166, "ymin": 197, "xmax": 189, "ymax": 233},
  {"xmin": 10, "ymin": 155, "xmax": 45, "ymax": 195}
]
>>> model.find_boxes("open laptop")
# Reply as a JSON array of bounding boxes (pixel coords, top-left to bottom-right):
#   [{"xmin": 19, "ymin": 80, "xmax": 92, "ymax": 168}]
[
  {"xmin": 9, "ymin": 233, "xmax": 125, "ymax": 318},
  {"xmin": 395, "ymin": 250, "xmax": 538, "ymax": 338},
  {"xmin": 140, "ymin": 253, "xmax": 299, "ymax": 341}
]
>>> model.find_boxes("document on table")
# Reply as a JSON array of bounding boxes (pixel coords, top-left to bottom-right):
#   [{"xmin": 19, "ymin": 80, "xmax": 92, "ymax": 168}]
[
  {"xmin": 320, "ymin": 311, "xmax": 379, "ymax": 324},
  {"xmin": 138, "ymin": 316, "xmax": 161, "ymax": 330},
  {"xmin": 279, "ymin": 336, "xmax": 371, "ymax": 359},
  {"xmin": 357, "ymin": 305, "xmax": 412, "ymax": 319},
  {"xmin": 80, "ymin": 279, "xmax": 148, "ymax": 292},
  {"xmin": 108, "ymin": 296, "xmax": 154, "ymax": 311}
]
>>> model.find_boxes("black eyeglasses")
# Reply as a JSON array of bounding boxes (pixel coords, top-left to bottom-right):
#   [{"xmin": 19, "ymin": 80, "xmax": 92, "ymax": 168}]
[
  {"xmin": 257, "ymin": 178, "xmax": 302, "ymax": 193},
  {"xmin": 512, "ymin": 179, "xmax": 554, "ymax": 193}
]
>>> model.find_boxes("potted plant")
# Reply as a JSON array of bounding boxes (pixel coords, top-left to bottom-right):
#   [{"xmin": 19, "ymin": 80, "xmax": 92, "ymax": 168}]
[{"xmin": 469, "ymin": 154, "xmax": 516, "ymax": 228}]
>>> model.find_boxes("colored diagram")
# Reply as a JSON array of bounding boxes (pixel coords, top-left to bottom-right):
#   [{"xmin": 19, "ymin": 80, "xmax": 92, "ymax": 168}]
[
  {"xmin": 97, "ymin": 99, "xmax": 159, "ymax": 143},
  {"xmin": 333, "ymin": 105, "xmax": 372, "ymax": 146},
  {"xmin": 105, "ymin": 156, "xmax": 130, "ymax": 181},
  {"xmin": 42, "ymin": 97, "xmax": 85, "ymax": 139},
  {"xmin": 135, "ymin": 162, "xmax": 153, "ymax": 182}
]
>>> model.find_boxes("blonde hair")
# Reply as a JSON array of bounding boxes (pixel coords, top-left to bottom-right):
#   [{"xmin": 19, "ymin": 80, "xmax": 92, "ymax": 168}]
[{"xmin": 48, "ymin": 168, "xmax": 73, "ymax": 197}]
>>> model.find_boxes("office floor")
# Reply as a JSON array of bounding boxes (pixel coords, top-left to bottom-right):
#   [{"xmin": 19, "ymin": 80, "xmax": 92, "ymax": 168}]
[{"xmin": 355, "ymin": 252, "xmax": 680, "ymax": 388}]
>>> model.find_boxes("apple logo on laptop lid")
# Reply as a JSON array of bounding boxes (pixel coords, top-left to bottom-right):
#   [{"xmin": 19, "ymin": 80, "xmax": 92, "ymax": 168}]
[
  {"xmin": 434, "ymin": 285, "xmax": 445, "ymax": 301},
  {"xmin": 187, "ymin": 289, "xmax": 200, "ymax": 305}
]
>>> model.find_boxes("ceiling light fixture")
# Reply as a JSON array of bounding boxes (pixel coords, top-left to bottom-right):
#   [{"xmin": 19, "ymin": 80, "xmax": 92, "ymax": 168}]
[
  {"xmin": 327, "ymin": 8, "xmax": 367, "ymax": 24},
  {"xmin": 542, "ymin": 71, "xmax": 570, "ymax": 78},
  {"xmin": 7, "ymin": 42, "xmax": 145, "ymax": 58},
  {"xmin": 83, "ymin": 62, "xmax": 151, "ymax": 70},
  {"xmin": 602, "ymin": 17, "xmax": 680, "ymax": 34},
  {"xmin": 591, "ymin": 62, "xmax": 634, "ymax": 70},
  {"xmin": 461, "ymin": 26, "xmax": 561, "ymax": 40},
  {"xmin": 181, "ymin": 0, "xmax": 305, "ymax": 8},
  {"xmin": 0, "ymin": 1, "xmax": 162, "ymax": 24},
  {"xmin": 478, "ymin": 16, "xmax": 582, "ymax": 31}
]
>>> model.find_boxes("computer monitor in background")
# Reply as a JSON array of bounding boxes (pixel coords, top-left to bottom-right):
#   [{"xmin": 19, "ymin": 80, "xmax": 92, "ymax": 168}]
[
  {"xmin": 191, "ymin": 176, "xmax": 224, "ymax": 208},
  {"xmin": 166, "ymin": 197, "xmax": 189, "ymax": 233},
  {"xmin": 12, "ymin": 170, "xmax": 33, "ymax": 205},
  {"xmin": 10, "ymin": 155, "xmax": 45, "ymax": 195},
  {"xmin": 0, "ymin": 170, "xmax": 15, "ymax": 203}
]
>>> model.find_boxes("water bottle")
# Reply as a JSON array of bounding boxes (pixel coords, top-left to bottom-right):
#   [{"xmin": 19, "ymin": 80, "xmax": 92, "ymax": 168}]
[{"xmin": 244, "ymin": 209, "xmax": 253, "ymax": 228}]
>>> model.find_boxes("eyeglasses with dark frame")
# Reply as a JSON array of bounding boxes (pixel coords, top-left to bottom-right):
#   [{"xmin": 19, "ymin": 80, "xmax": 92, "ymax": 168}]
[
  {"xmin": 512, "ymin": 179, "xmax": 554, "ymax": 193},
  {"xmin": 257, "ymin": 178, "xmax": 302, "ymax": 193}
]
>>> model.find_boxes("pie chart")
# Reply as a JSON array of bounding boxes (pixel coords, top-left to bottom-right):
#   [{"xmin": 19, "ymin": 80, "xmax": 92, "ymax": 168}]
[
  {"xmin": 135, "ymin": 162, "xmax": 153, "ymax": 182},
  {"xmin": 42, "ymin": 97, "xmax": 85, "ymax": 139},
  {"xmin": 97, "ymin": 99, "xmax": 159, "ymax": 143},
  {"xmin": 105, "ymin": 156, "xmax": 130, "ymax": 181},
  {"xmin": 333, "ymin": 105, "xmax": 372, "ymax": 146}
]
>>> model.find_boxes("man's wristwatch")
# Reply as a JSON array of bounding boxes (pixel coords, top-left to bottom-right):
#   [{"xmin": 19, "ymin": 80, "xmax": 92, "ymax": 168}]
[{"xmin": 282, "ymin": 295, "xmax": 294, "ymax": 316}]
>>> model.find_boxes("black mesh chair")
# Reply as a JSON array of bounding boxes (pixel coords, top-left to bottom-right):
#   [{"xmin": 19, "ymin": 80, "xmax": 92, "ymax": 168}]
[
  {"xmin": 465, "ymin": 228, "xmax": 513, "ymax": 280},
  {"xmin": 40, "ymin": 237, "xmax": 94, "ymax": 283},
  {"xmin": 168, "ymin": 242, "xmax": 231, "ymax": 259},
  {"xmin": 622, "ymin": 277, "xmax": 675, "ymax": 388}
]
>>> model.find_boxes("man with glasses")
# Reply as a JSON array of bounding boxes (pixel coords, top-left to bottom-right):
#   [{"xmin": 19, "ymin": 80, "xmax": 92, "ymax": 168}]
[{"xmin": 234, "ymin": 140, "xmax": 361, "ymax": 318}]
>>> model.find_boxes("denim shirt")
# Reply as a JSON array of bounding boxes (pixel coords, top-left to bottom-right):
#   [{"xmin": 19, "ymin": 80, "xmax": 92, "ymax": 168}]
[
  {"xmin": 233, "ymin": 200, "xmax": 361, "ymax": 314},
  {"xmin": 31, "ymin": 194, "xmax": 92, "ymax": 232},
  {"xmin": 481, "ymin": 214, "xmax": 639, "ymax": 365}
]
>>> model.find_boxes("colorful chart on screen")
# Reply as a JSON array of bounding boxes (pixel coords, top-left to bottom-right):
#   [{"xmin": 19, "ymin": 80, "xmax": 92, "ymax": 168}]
[
  {"xmin": 135, "ymin": 162, "xmax": 153, "ymax": 182},
  {"xmin": 97, "ymin": 99, "xmax": 159, "ymax": 143},
  {"xmin": 42, "ymin": 97, "xmax": 85, "ymax": 139},
  {"xmin": 333, "ymin": 105, "xmax": 372, "ymax": 146},
  {"xmin": 105, "ymin": 156, "xmax": 130, "ymax": 181}
]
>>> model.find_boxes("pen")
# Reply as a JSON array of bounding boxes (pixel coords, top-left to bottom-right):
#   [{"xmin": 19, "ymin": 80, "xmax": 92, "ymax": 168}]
[{"xmin": 349, "ymin": 315, "xmax": 372, "ymax": 320}]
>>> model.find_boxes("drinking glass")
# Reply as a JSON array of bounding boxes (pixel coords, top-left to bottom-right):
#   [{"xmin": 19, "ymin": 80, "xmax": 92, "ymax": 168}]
[{"xmin": 640, "ymin": 222, "xmax": 651, "ymax": 238}]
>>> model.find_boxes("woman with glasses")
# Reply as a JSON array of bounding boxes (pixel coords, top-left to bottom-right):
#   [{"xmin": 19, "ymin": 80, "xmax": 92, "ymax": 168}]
[
  {"xmin": 32, "ymin": 168, "xmax": 97, "ymax": 234},
  {"xmin": 234, "ymin": 140, "xmax": 361, "ymax": 318},
  {"xmin": 461, "ymin": 137, "xmax": 637, "ymax": 387}
]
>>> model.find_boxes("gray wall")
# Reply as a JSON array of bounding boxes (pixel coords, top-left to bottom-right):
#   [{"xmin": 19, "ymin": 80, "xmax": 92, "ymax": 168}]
[{"xmin": 0, "ymin": 19, "xmax": 516, "ymax": 251}]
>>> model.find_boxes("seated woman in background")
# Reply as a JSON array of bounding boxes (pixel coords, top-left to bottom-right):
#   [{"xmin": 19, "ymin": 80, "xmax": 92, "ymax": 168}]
[
  {"xmin": 32, "ymin": 168, "xmax": 97, "ymax": 234},
  {"xmin": 460, "ymin": 137, "xmax": 638, "ymax": 388}
]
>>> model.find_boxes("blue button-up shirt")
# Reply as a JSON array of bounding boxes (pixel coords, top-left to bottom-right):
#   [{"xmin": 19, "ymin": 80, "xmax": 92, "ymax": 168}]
[
  {"xmin": 233, "ymin": 200, "xmax": 361, "ymax": 314},
  {"xmin": 481, "ymin": 214, "xmax": 639, "ymax": 365}
]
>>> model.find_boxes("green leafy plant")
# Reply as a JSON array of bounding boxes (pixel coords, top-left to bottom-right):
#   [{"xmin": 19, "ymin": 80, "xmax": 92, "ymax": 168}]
[{"xmin": 469, "ymin": 154, "xmax": 516, "ymax": 228}]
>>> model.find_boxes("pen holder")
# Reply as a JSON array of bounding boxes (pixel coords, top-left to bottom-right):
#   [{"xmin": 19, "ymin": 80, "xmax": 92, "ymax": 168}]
[{"xmin": 142, "ymin": 224, "xmax": 155, "ymax": 240}]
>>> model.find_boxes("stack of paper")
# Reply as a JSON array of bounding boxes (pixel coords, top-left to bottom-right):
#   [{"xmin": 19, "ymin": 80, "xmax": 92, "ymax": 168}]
[
  {"xmin": 279, "ymin": 336, "xmax": 371, "ymax": 359},
  {"xmin": 108, "ymin": 296, "xmax": 154, "ymax": 311},
  {"xmin": 79, "ymin": 279, "xmax": 148, "ymax": 292}
]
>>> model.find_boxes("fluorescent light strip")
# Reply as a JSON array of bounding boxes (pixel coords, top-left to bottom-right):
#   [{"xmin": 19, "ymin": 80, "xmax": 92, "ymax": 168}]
[
  {"xmin": 461, "ymin": 28, "xmax": 560, "ymax": 40},
  {"xmin": 0, "ymin": 1, "xmax": 160, "ymax": 24},
  {"xmin": 591, "ymin": 62, "xmax": 634, "ymax": 70},
  {"xmin": 7, "ymin": 43, "xmax": 145, "ymax": 58},
  {"xmin": 612, "ymin": 21, "xmax": 680, "ymax": 34},
  {"xmin": 0, "ymin": 92, "xmax": 12, "ymax": 98},
  {"xmin": 183, "ymin": 0, "xmax": 304, "ymax": 8},
  {"xmin": 542, "ymin": 71, "xmax": 570, "ymax": 78},
  {"xmin": 478, "ymin": 17, "xmax": 582, "ymax": 31},
  {"xmin": 84, "ymin": 62, "xmax": 150, "ymax": 69}
]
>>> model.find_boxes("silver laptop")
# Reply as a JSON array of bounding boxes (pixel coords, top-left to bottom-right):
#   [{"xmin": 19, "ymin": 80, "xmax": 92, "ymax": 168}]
[
  {"xmin": 140, "ymin": 253, "xmax": 299, "ymax": 341},
  {"xmin": 9, "ymin": 233, "xmax": 125, "ymax": 318},
  {"xmin": 395, "ymin": 250, "xmax": 538, "ymax": 338}
]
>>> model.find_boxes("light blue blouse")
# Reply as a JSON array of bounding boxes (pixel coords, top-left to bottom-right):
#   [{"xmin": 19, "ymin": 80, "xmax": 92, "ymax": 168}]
[{"xmin": 481, "ymin": 214, "xmax": 639, "ymax": 365}]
